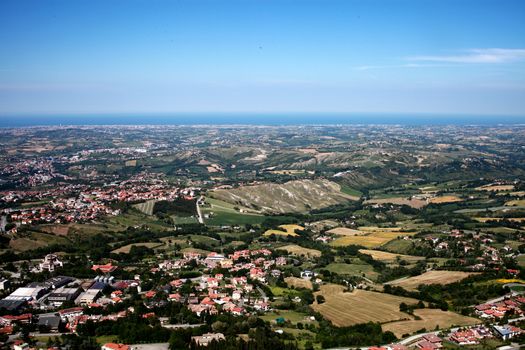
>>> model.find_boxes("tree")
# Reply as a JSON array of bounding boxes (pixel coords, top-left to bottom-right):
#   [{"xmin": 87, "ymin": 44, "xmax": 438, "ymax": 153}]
[{"xmin": 399, "ymin": 302, "xmax": 408, "ymax": 312}]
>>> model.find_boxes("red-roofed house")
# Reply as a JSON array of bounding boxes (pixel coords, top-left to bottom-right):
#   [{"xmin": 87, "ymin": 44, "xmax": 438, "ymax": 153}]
[
  {"xmin": 144, "ymin": 291, "xmax": 156, "ymax": 298},
  {"xmin": 102, "ymin": 343, "xmax": 130, "ymax": 350},
  {"xmin": 169, "ymin": 293, "xmax": 182, "ymax": 302},
  {"xmin": 91, "ymin": 263, "xmax": 117, "ymax": 273}
]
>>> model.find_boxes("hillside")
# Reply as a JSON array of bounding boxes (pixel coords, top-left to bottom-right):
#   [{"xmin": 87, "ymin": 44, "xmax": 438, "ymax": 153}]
[{"xmin": 209, "ymin": 179, "xmax": 358, "ymax": 214}]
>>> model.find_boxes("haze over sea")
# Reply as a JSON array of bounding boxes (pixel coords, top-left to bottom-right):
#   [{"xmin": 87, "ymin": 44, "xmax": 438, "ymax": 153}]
[{"xmin": 1, "ymin": 113, "xmax": 525, "ymax": 128}]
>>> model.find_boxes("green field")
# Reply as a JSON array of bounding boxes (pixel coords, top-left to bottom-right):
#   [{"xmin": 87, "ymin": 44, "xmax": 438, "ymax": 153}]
[
  {"xmin": 202, "ymin": 197, "xmax": 265, "ymax": 226},
  {"xmin": 134, "ymin": 199, "xmax": 157, "ymax": 215},
  {"xmin": 10, "ymin": 230, "xmax": 70, "ymax": 251},
  {"xmin": 104, "ymin": 210, "xmax": 170, "ymax": 231},
  {"xmin": 339, "ymin": 184, "xmax": 363, "ymax": 197},
  {"xmin": 111, "ymin": 242, "xmax": 163, "ymax": 254},
  {"xmin": 172, "ymin": 215, "xmax": 199, "ymax": 224},
  {"xmin": 324, "ymin": 260, "xmax": 379, "ymax": 281},
  {"xmin": 269, "ymin": 286, "xmax": 303, "ymax": 297},
  {"xmin": 259, "ymin": 310, "xmax": 317, "ymax": 325},
  {"xmin": 187, "ymin": 234, "xmax": 221, "ymax": 247},
  {"xmin": 381, "ymin": 238, "xmax": 415, "ymax": 254}
]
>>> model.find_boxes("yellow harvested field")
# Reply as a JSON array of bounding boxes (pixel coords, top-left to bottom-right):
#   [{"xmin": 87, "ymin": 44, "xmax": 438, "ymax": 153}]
[
  {"xmin": 285, "ymin": 277, "xmax": 312, "ymax": 290},
  {"xmin": 330, "ymin": 231, "xmax": 416, "ymax": 248},
  {"xmin": 476, "ymin": 184, "xmax": 515, "ymax": 191},
  {"xmin": 112, "ymin": 242, "xmax": 163, "ymax": 254},
  {"xmin": 359, "ymin": 226, "xmax": 403, "ymax": 232},
  {"xmin": 474, "ymin": 217, "xmax": 525, "ymax": 223},
  {"xmin": 125, "ymin": 159, "xmax": 137, "ymax": 167},
  {"xmin": 364, "ymin": 197, "xmax": 427, "ymax": 209},
  {"xmin": 428, "ymin": 195, "xmax": 463, "ymax": 204},
  {"xmin": 327, "ymin": 227, "xmax": 366, "ymax": 236},
  {"xmin": 496, "ymin": 279, "xmax": 525, "ymax": 284},
  {"xmin": 388, "ymin": 270, "xmax": 477, "ymax": 291},
  {"xmin": 264, "ymin": 229, "xmax": 298, "ymax": 237},
  {"xmin": 382, "ymin": 309, "xmax": 479, "ymax": 337},
  {"xmin": 280, "ymin": 224, "xmax": 305, "ymax": 232},
  {"xmin": 312, "ymin": 285, "xmax": 418, "ymax": 326},
  {"xmin": 506, "ymin": 200, "xmax": 525, "ymax": 206},
  {"xmin": 359, "ymin": 249, "xmax": 424, "ymax": 263},
  {"xmin": 278, "ymin": 244, "xmax": 321, "ymax": 258},
  {"xmin": 263, "ymin": 224, "xmax": 304, "ymax": 237}
]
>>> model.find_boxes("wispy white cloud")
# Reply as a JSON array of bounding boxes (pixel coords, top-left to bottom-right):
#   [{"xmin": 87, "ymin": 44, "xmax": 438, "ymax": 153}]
[{"xmin": 407, "ymin": 48, "xmax": 525, "ymax": 64}]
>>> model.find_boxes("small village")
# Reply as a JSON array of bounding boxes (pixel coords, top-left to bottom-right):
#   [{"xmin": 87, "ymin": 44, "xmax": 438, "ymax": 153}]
[
  {"xmin": 1, "ymin": 172, "xmax": 199, "ymax": 231},
  {"xmin": 1, "ymin": 240, "xmax": 525, "ymax": 350}
]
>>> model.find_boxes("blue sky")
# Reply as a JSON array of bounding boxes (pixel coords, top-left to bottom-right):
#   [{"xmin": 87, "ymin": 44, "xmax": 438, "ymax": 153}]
[{"xmin": 0, "ymin": 0, "xmax": 524, "ymax": 116}]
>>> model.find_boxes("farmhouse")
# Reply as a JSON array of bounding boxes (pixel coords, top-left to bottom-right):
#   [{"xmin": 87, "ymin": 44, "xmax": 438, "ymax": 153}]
[
  {"xmin": 301, "ymin": 270, "xmax": 314, "ymax": 279},
  {"xmin": 191, "ymin": 333, "xmax": 226, "ymax": 347}
]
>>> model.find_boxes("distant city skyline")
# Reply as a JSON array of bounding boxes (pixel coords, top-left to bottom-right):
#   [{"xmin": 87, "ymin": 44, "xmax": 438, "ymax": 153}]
[{"xmin": 1, "ymin": 0, "xmax": 525, "ymax": 116}]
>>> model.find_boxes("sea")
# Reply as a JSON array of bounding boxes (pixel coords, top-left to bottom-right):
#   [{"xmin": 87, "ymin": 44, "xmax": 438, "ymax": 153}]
[{"xmin": 0, "ymin": 113, "xmax": 524, "ymax": 127}]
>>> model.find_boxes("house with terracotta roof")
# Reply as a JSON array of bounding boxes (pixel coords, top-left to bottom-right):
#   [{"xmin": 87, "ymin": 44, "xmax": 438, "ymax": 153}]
[
  {"xmin": 144, "ymin": 290, "xmax": 156, "ymax": 298},
  {"xmin": 415, "ymin": 334, "xmax": 442, "ymax": 350},
  {"xmin": 0, "ymin": 325, "xmax": 13, "ymax": 335},
  {"xmin": 386, "ymin": 344, "xmax": 409, "ymax": 350},
  {"xmin": 91, "ymin": 263, "xmax": 117, "ymax": 274},
  {"xmin": 168, "ymin": 293, "xmax": 182, "ymax": 302},
  {"xmin": 110, "ymin": 290, "xmax": 123, "ymax": 298},
  {"xmin": 101, "ymin": 343, "xmax": 130, "ymax": 350}
]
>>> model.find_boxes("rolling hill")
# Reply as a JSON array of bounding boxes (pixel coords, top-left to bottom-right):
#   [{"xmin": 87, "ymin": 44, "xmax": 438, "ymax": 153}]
[{"xmin": 209, "ymin": 179, "xmax": 358, "ymax": 214}]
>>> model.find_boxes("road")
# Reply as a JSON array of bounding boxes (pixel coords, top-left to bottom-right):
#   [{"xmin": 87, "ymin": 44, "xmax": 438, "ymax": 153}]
[
  {"xmin": 0, "ymin": 215, "xmax": 6, "ymax": 232},
  {"xmin": 196, "ymin": 196, "xmax": 204, "ymax": 224},
  {"xmin": 30, "ymin": 332, "xmax": 69, "ymax": 337},
  {"xmin": 161, "ymin": 323, "xmax": 205, "ymax": 329}
]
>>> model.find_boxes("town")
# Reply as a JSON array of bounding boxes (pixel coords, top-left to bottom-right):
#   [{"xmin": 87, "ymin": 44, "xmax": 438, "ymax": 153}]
[{"xmin": 1, "ymin": 125, "xmax": 525, "ymax": 350}]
